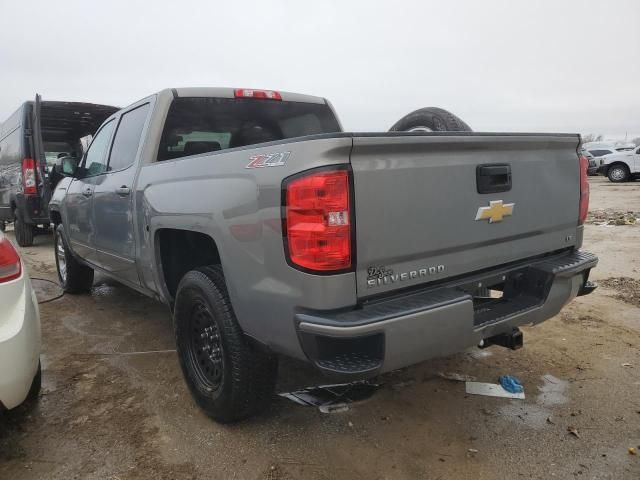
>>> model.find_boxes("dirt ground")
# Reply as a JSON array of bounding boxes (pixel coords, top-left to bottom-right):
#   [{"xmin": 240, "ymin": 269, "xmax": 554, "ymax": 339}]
[{"xmin": 1, "ymin": 176, "xmax": 639, "ymax": 480}]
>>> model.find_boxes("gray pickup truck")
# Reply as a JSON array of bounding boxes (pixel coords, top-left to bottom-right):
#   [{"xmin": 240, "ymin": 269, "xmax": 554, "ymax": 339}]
[{"xmin": 49, "ymin": 87, "xmax": 597, "ymax": 422}]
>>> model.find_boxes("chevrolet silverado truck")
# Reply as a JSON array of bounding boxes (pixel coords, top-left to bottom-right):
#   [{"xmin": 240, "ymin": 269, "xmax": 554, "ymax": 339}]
[{"xmin": 48, "ymin": 87, "xmax": 598, "ymax": 422}]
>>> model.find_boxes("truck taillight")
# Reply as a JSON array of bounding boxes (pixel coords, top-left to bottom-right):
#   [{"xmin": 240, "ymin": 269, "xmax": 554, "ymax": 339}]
[
  {"xmin": 234, "ymin": 89, "xmax": 282, "ymax": 100},
  {"xmin": 22, "ymin": 158, "xmax": 37, "ymax": 195},
  {"xmin": 578, "ymin": 155, "xmax": 589, "ymax": 225},
  {"xmin": 0, "ymin": 237, "xmax": 21, "ymax": 283},
  {"xmin": 284, "ymin": 168, "xmax": 353, "ymax": 272}
]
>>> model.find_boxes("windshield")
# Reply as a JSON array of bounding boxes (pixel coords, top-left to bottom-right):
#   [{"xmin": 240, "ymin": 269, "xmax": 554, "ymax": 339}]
[{"xmin": 157, "ymin": 97, "xmax": 341, "ymax": 161}]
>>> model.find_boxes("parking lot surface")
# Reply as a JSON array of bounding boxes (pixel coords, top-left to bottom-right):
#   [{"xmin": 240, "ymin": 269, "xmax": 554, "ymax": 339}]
[{"xmin": 1, "ymin": 177, "xmax": 639, "ymax": 480}]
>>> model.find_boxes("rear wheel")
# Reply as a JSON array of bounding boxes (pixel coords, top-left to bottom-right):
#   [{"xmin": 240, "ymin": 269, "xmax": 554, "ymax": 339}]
[
  {"xmin": 55, "ymin": 224, "xmax": 94, "ymax": 293},
  {"xmin": 174, "ymin": 266, "xmax": 278, "ymax": 423},
  {"xmin": 14, "ymin": 210, "xmax": 34, "ymax": 247},
  {"xmin": 0, "ymin": 221, "xmax": 5, "ymax": 232},
  {"xmin": 607, "ymin": 164, "xmax": 630, "ymax": 183},
  {"xmin": 390, "ymin": 107, "xmax": 472, "ymax": 132}
]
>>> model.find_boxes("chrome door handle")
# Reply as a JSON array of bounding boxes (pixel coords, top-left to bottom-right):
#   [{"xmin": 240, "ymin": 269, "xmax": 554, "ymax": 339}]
[{"xmin": 115, "ymin": 186, "xmax": 131, "ymax": 196}]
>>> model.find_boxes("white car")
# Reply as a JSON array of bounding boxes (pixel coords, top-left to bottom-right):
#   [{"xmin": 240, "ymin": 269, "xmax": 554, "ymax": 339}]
[
  {"xmin": 599, "ymin": 145, "xmax": 640, "ymax": 182},
  {"xmin": 0, "ymin": 231, "xmax": 41, "ymax": 410}
]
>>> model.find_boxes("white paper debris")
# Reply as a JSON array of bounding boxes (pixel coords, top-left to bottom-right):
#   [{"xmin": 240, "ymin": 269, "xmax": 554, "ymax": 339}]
[
  {"xmin": 318, "ymin": 403, "xmax": 350, "ymax": 414},
  {"xmin": 465, "ymin": 381, "xmax": 525, "ymax": 399}
]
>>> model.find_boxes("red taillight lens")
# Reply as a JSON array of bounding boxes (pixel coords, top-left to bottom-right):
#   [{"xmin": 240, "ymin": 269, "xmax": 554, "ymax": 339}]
[
  {"xmin": 578, "ymin": 155, "xmax": 589, "ymax": 225},
  {"xmin": 234, "ymin": 88, "xmax": 282, "ymax": 100},
  {"xmin": 22, "ymin": 158, "xmax": 37, "ymax": 194},
  {"xmin": 0, "ymin": 237, "xmax": 22, "ymax": 283},
  {"xmin": 284, "ymin": 168, "xmax": 353, "ymax": 272}
]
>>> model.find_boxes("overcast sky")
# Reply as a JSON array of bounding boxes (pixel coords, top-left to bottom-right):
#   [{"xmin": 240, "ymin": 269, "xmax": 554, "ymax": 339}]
[{"xmin": 1, "ymin": 0, "xmax": 639, "ymax": 138}]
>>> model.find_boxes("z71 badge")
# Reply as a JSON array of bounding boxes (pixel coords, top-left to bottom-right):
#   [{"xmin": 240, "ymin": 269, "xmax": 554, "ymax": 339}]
[{"xmin": 246, "ymin": 151, "xmax": 290, "ymax": 169}]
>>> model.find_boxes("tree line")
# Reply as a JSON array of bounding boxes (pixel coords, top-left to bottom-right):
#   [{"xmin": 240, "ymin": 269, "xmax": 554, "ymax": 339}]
[{"xmin": 582, "ymin": 133, "xmax": 640, "ymax": 146}]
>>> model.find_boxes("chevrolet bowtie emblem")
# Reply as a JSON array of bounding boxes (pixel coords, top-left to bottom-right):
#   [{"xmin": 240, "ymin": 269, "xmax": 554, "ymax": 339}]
[{"xmin": 475, "ymin": 200, "xmax": 515, "ymax": 223}]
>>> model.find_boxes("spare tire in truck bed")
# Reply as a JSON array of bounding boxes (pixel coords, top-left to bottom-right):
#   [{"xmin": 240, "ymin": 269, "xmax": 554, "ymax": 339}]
[{"xmin": 390, "ymin": 107, "xmax": 472, "ymax": 132}]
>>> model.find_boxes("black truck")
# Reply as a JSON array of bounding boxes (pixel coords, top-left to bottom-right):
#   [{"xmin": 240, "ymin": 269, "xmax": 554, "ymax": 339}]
[{"xmin": 0, "ymin": 95, "xmax": 117, "ymax": 245}]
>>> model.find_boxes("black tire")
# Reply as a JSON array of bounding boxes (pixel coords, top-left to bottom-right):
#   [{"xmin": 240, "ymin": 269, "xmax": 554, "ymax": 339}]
[
  {"xmin": 390, "ymin": 107, "xmax": 472, "ymax": 132},
  {"xmin": 607, "ymin": 164, "xmax": 630, "ymax": 183},
  {"xmin": 54, "ymin": 224, "xmax": 94, "ymax": 293},
  {"xmin": 0, "ymin": 221, "xmax": 5, "ymax": 232},
  {"xmin": 26, "ymin": 360, "xmax": 42, "ymax": 402},
  {"xmin": 14, "ymin": 210, "xmax": 34, "ymax": 247},
  {"xmin": 174, "ymin": 266, "xmax": 278, "ymax": 423}
]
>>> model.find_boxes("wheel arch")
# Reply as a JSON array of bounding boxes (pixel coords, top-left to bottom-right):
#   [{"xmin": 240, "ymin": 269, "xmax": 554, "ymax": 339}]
[
  {"xmin": 607, "ymin": 160, "xmax": 631, "ymax": 171},
  {"xmin": 49, "ymin": 207, "xmax": 62, "ymax": 227},
  {"xmin": 155, "ymin": 228, "xmax": 222, "ymax": 304}
]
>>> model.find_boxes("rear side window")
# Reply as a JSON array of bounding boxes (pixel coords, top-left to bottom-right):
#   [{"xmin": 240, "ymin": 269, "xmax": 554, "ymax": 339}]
[
  {"xmin": 589, "ymin": 149, "xmax": 613, "ymax": 157},
  {"xmin": 108, "ymin": 104, "xmax": 150, "ymax": 171},
  {"xmin": 0, "ymin": 128, "xmax": 23, "ymax": 166},
  {"xmin": 157, "ymin": 97, "xmax": 340, "ymax": 161}
]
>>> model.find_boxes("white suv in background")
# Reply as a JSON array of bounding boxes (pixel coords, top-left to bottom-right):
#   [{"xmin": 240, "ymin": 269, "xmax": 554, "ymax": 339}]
[
  {"xmin": 598, "ymin": 145, "xmax": 640, "ymax": 182},
  {"xmin": 0, "ymin": 231, "xmax": 41, "ymax": 410}
]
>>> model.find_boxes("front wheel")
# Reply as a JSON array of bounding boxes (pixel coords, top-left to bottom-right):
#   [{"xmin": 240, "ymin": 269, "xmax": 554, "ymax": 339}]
[
  {"xmin": 607, "ymin": 164, "xmax": 630, "ymax": 183},
  {"xmin": 174, "ymin": 266, "xmax": 278, "ymax": 423},
  {"xmin": 54, "ymin": 224, "xmax": 94, "ymax": 293}
]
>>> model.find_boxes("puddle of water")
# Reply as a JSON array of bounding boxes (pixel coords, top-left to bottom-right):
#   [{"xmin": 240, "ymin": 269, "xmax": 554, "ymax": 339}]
[
  {"xmin": 498, "ymin": 403, "xmax": 550, "ymax": 429},
  {"xmin": 497, "ymin": 374, "xmax": 569, "ymax": 429},
  {"xmin": 537, "ymin": 374, "xmax": 568, "ymax": 407},
  {"xmin": 92, "ymin": 284, "xmax": 118, "ymax": 297}
]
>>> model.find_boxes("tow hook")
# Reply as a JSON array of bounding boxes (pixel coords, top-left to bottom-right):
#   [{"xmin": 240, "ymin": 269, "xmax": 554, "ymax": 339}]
[{"xmin": 479, "ymin": 328, "xmax": 523, "ymax": 351}]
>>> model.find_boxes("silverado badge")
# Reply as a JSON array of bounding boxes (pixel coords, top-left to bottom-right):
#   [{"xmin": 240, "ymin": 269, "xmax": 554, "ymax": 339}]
[{"xmin": 475, "ymin": 200, "xmax": 514, "ymax": 223}]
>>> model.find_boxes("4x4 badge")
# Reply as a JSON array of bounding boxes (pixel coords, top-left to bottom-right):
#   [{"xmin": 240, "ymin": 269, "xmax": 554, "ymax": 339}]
[{"xmin": 475, "ymin": 200, "xmax": 514, "ymax": 223}]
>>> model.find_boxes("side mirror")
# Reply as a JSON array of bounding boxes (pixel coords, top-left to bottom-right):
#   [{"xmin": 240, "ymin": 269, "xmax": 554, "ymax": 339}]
[{"xmin": 61, "ymin": 157, "xmax": 78, "ymax": 176}]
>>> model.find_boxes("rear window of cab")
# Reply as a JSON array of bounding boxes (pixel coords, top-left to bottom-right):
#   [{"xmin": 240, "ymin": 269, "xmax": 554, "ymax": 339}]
[{"xmin": 157, "ymin": 97, "xmax": 341, "ymax": 161}]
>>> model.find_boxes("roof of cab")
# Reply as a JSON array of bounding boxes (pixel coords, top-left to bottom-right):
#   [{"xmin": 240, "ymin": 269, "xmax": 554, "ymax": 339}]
[{"xmin": 167, "ymin": 87, "xmax": 327, "ymax": 105}]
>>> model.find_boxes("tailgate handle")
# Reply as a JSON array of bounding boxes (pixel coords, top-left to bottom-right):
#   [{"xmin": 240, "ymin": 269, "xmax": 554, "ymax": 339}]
[{"xmin": 476, "ymin": 164, "xmax": 512, "ymax": 194}]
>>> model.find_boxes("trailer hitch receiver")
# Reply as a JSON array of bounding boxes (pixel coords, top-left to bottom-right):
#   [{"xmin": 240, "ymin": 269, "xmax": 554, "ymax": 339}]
[{"xmin": 479, "ymin": 328, "xmax": 523, "ymax": 351}]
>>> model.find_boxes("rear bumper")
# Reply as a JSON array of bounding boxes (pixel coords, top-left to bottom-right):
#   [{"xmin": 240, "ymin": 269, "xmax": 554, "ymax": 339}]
[
  {"xmin": 296, "ymin": 250, "xmax": 597, "ymax": 378},
  {"xmin": 597, "ymin": 165, "xmax": 609, "ymax": 176},
  {"xmin": 0, "ymin": 271, "xmax": 41, "ymax": 410}
]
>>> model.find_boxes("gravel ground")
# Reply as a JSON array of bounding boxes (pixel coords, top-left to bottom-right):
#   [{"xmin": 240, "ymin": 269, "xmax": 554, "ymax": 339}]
[{"xmin": 1, "ymin": 176, "xmax": 639, "ymax": 480}]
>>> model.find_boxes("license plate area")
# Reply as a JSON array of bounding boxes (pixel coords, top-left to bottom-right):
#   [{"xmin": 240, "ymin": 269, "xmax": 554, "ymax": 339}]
[{"xmin": 458, "ymin": 267, "xmax": 553, "ymax": 326}]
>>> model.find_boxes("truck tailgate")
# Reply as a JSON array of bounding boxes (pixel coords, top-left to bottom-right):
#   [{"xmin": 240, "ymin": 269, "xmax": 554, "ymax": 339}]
[{"xmin": 350, "ymin": 133, "xmax": 582, "ymax": 298}]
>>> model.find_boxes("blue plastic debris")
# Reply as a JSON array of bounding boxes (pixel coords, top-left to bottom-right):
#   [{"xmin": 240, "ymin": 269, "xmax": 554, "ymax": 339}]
[{"xmin": 499, "ymin": 375, "xmax": 524, "ymax": 394}]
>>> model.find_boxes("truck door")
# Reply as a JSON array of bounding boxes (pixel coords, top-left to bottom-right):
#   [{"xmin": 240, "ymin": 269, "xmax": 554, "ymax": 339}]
[
  {"xmin": 64, "ymin": 119, "xmax": 116, "ymax": 263},
  {"xmin": 92, "ymin": 102, "xmax": 151, "ymax": 286},
  {"xmin": 31, "ymin": 94, "xmax": 51, "ymax": 212}
]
